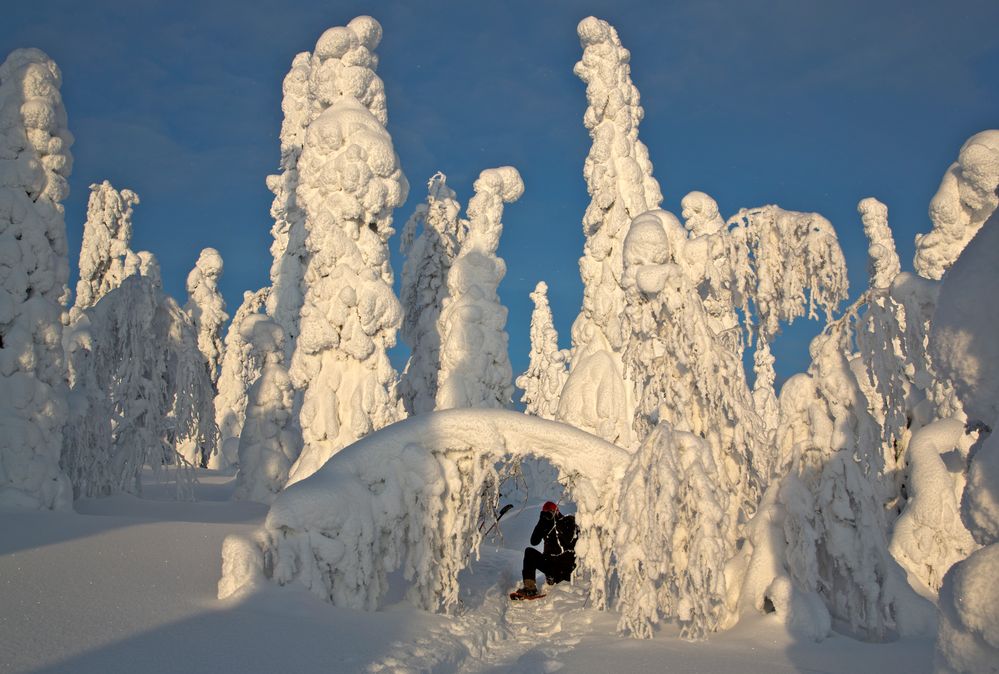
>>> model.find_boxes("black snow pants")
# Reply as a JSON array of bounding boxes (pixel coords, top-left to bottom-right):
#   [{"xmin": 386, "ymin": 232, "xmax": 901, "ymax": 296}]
[{"xmin": 522, "ymin": 547, "xmax": 575, "ymax": 584}]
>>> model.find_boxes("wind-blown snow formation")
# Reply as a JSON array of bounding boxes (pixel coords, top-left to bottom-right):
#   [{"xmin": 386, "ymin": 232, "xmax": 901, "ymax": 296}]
[
  {"xmin": 915, "ymin": 130, "xmax": 999, "ymax": 281},
  {"xmin": 398, "ymin": 172, "xmax": 463, "ymax": 415},
  {"xmin": 436, "ymin": 167, "xmax": 522, "ymax": 410},
  {"xmin": 185, "ymin": 247, "xmax": 227, "ymax": 385},
  {"xmin": 517, "ymin": 281, "xmax": 569, "ymax": 419},
  {"xmin": 0, "ymin": 49, "xmax": 73, "ymax": 510},
  {"xmin": 285, "ymin": 18, "xmax": 408, "ymax": 485},
  {"xmin": 557, "ymin": 16, "xmax": 663, "ymax": 447}
]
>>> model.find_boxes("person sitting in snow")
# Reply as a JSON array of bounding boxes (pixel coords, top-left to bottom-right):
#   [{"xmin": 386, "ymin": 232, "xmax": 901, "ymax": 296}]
[{"xmin": 512, "ymin": 501, "xmax": 579, "ymax": 599}]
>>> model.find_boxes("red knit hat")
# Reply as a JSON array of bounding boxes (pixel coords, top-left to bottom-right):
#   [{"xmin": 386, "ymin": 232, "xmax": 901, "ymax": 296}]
[{"xmin": 542, "ymin": 501, "xmax": 559, "ymax": 513}]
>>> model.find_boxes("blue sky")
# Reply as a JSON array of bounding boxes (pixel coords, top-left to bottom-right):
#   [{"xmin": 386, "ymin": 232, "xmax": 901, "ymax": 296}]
[{"xmin": 4, "ymin": 0, "xmax": 998, "ymax": 387}]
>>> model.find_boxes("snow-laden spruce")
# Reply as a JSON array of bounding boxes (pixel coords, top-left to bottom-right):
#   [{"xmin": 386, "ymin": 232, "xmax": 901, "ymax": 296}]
[
  {"xmin": 742, "ymin": 322, "xmax": 936, "ymax": 642},
  {"xmin": 285, "ymin": 20, "xmax": 408, "ymax": 484},
  {"xmin": 398, "ymin": 172, "xmax": 463, "ymax": 415},
  {"xmin": 213, "ymin": 287, "xmax": 269, "ymax": 470},
  {"xmin": 233, "ymin": 317, "xmax": 301, "ymax": 503},
  {"xmin": 726, "ymin": 204, "xmax": 849, "ymax": 446},
  {"xmin": 184, "ymin": 247, "xmax": 227, "ymax": 385},
  {"xmin": 516, "ymin": 281, "xmax": 569, "ymax": 419},
  {"xmin": 0, "ymin": 49, "xmax": 73, "ymax": 510},
  {"xmin": 557, "ymin": 17, "xmax": 663, "ymax": 447},
  {"xmin": 914, "ymin": 129, "xmax": 999, "ymax": 281},
  {"xmin": 63, "ymin": 272, "xmax": 217, "ymax": 497},
  {"xmin": 615, "ymin": 423, "xmax": 733, "ymax": 640},
  {"xmin": 436, "ymin": 167, "xmax": 522, "ymax": 410},
  {"xmin": 620, "ymin": 209, "xmax": 762, "ymax": 534},
  {"xmin": 71, "ymin": 181, "xmax": 139, "ymax": 317},
  {"xmin": 266, "ymin": 17, "xmax": 389, "ymax": 354},
  {"xmin": 931, "ymin": 207, "xmax": 999, "ymax": 672}
]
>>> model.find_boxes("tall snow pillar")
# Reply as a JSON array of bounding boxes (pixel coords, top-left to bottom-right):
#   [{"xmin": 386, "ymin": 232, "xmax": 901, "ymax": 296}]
[{"xmin": 0, "ymin": 49, "xmax": 74, "ymax": 509}]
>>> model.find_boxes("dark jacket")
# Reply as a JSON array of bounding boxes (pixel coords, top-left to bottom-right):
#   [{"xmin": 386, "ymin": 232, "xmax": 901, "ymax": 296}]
[{"xmin": 530, "ymin": 510, "xmax": 579, "ymax": 580}]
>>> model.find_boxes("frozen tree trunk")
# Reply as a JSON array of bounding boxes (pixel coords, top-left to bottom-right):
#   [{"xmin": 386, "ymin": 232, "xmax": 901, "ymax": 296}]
[
  {"xmin": 184, "ymin": 247, "xmax": 228, "ymax": 385},
  {"xmin": 914, "ymin": 130, "xmax": 999, "ymax": 281},
  {"xmin": 286, "ymin": 18, "xmax": 408, "ymax": 485},
  {"xmin": 516, "ymin": 281, "xmax": 569, "ymax": 419},
  {"xmin": 213, "ymin": 288, "xmax": 269, "ymax": 470},
  {"xmin": 436, "ymin": 167, "xmax": 522, "ymax": 410},
  {"xmin": 557, "ymin": 17, "xmax": 663, "ymax": 447},
  {"xmin": 71, "ymin": 181, "xmax": 139, "ymax": 318},
  {"xmin": 0, "ymin": 49, "xmax": 74, "ymax": 510},
  {"xmin": 233, "ymin": 318, "xmax": 300, "ymax": 503},
  {"xmin": 398, "ymin": 172, "xmax": 463, "ymax": 415}
]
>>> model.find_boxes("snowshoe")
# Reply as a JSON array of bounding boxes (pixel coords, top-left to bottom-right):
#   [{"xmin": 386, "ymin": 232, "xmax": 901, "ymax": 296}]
[{"xmin": 509, "ymin": 588, "xmax": 547, "ymax": 601}]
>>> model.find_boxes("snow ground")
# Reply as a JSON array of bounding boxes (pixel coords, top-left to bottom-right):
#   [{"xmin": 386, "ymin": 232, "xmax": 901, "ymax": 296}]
[{"xmin": 1, "ymin": 473, "xmax": 934, "ymax": 673}]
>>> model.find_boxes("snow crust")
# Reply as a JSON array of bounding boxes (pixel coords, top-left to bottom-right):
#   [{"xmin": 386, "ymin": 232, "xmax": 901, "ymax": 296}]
[
  {"xmin": 0, "ymin": 48, "xmax": 73, "ymax": 510},
  {"xmin": 436, "ymin": 167, "xmax": 522, "ymax": 410},
  {"xmin": 184, "ymin": 247, "xmax": 227, "ymax": 385},
  {"xmin": 915, "ymin": 130, "xmax": 999, "ymax": 281}
]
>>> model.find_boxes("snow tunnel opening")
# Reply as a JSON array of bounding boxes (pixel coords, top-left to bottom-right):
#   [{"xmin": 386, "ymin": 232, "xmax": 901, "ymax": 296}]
[{"xmin": 454, "ymin": 454, "xmax": 581, "ymax": 609}]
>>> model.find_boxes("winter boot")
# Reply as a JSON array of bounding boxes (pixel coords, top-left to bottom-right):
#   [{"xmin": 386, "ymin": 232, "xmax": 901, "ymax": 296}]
[{"xmin": 517, "ymin": 579, "xmax": 538, "ymax": 597}]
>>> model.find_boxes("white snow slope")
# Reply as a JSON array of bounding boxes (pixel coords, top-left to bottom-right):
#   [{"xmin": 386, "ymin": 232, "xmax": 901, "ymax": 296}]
[{"xmin": 0, "ymin": 471, "xmax": 934, "ymax": 674}]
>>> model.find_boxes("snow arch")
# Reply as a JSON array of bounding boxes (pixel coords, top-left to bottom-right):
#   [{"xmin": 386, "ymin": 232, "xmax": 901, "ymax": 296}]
[{"xmin": 219, "ymin": 409, "xmax": 632, "ymax": 613}]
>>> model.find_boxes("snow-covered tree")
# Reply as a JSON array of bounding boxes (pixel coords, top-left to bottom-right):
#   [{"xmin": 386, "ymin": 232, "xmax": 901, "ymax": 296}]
[
  {"xmin": 63, "ymin": 272, "xmax": 216, "ymax": 496},
  {"xmin": 914, "ymin": 129, "xmax": 999, "ymax": 281},
  {"xmin": 266, "ymin": 17, "xmax": 390, "ymax": 355},
  {"xmin": 616, "ymin": 423, "xmax": 733, "ymax": 640},
  {"xmin": 213, "ymin": 287, "xmax": 269, "ymax": 469},
  {"xmin": 184, "ymin": 247, "xmax": 228, "ymax": 384},
  {"xmin": 930, "ymin": 207, "xmax": 999, "ymax": 671},
  {"xmin": 0, "ymin": 49, "xmax": 73, "ymax": 510},
  {"xmin": 71, "ymin": 181, "xmax": 139, "ymax": 318},
  {"xmin": 436, "ymin": 167, "xmax": 522, "ymax": 410},
  {"xmin": 557, "ymin": 16, "xmax": 663, "ymax": 447},
  {"xmin": 617, "ymin": 210, "xmax": 762, "ymax": 618},
  {"xmin": 516, "ymin": 281, "xmax": 569, "ymax": 418},
  {"xmin": 726, "ymin": 204, "xmax": 849, "ymax": 445},
  {"xmin": 398, "ymin": 172, "xmax": 463, "ymax": 415},
  {"xmin": 233, "ymin": 317, "xmax": 300, "ymax": 503},
  {"xmin": 752, "ymin": 324, "xmax": 935, "ymax": 641},
  {"xmin": 285, "ymin": 18, "xmax": 408, "ymax": 485}
]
